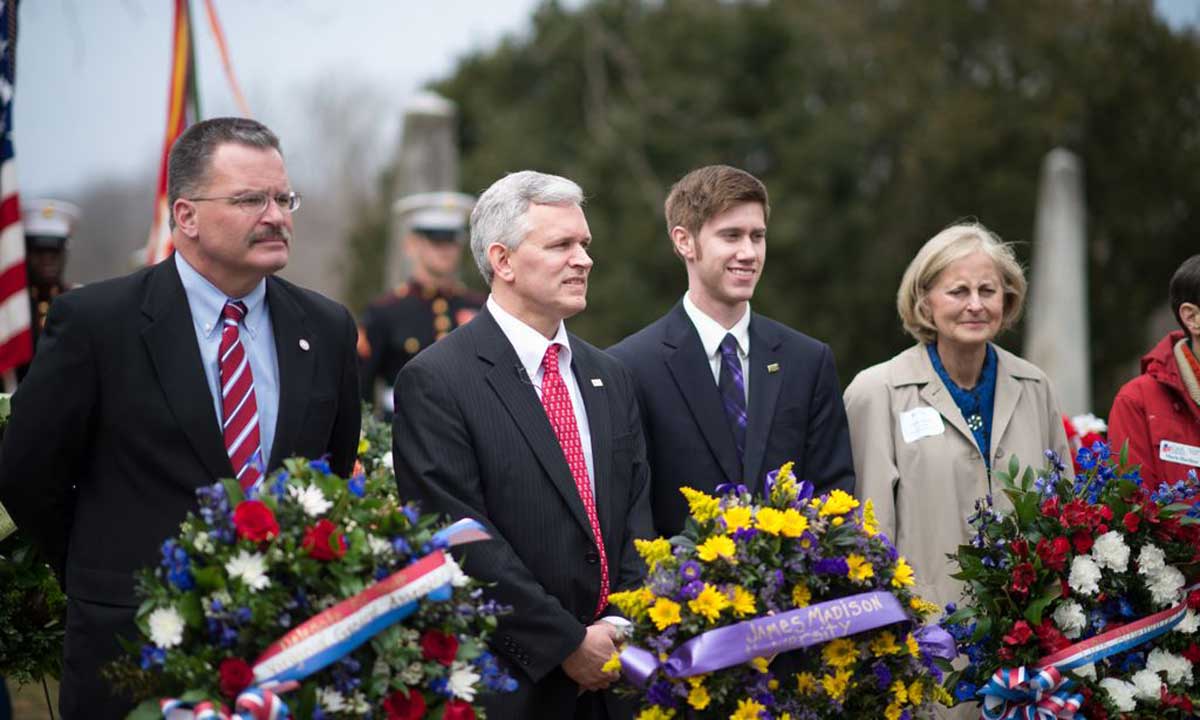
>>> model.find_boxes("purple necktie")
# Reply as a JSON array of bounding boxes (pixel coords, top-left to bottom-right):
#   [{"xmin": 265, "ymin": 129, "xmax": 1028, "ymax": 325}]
[{"xmin": 718, "ymin": 333, "xmax": 747, "ymax": 465}]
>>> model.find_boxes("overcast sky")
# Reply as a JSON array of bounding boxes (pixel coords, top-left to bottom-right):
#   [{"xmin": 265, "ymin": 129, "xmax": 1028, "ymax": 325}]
[{"xmin": 12, "ymin": 0, "xmax": 1200, "ymax": 200}]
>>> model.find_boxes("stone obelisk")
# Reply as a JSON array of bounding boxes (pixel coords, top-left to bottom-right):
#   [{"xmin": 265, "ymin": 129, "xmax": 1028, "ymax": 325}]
[
  {"xmin": 386, "ymin": 91, "xmax": 460, "ymax": 290},
  {"xmin": 1024, "ymin": 148, "xmax": 1090, "ymax": 415}
]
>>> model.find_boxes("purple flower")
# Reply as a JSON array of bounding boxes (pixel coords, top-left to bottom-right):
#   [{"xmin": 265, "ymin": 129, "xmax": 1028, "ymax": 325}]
[
  {"xmin": 679, "ymin": 561, "xmax": 702, "ymax": 583},
  {"xmin": 813, "ymin": 557, "xmax": 848, "ymax": 575},
  {"xmin": 646, "ymin": 680, "xmax": 678, "ymax": 708},
  {"xmin": 872, "ymin": 662, "xmax": 892, "ymax": 688},
  {"xmin": 677, "ymin": 580, "xmax": 704, "ymax": 600}
]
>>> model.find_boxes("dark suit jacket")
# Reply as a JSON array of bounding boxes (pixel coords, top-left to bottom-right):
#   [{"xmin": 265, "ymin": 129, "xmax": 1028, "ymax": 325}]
[
  {"xmin": 392, "ymin": 307, "xmax": 653, "ymax": 719},
  {"xmin": 609, "ymin": 301, "xmax": 855, "ymax": 537},
  {"xmin": 0, "ymin": 257, "xmax": 361, "ymax": 719}
]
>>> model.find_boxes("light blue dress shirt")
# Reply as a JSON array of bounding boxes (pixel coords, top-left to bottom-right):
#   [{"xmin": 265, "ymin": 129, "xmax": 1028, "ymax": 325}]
[{"xmin": 174, "ymin": 252, "xmax": 279, "ymax": 468}]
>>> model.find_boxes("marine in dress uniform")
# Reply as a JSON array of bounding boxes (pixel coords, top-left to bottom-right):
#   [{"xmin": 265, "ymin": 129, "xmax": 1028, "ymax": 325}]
[
  {"xmin": 17, "ymin": 198, "xmax": 80, "ymax": 383},
  {"xmin": 359, "ymin": 192, "xmax": 484, "ymax": 412}
]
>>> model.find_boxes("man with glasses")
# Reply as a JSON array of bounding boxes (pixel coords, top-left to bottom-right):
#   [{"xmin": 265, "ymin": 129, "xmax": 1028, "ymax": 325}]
[
  {"xmin": 358, "ymin": 191, "xmax": 483, "ymax": 415},
  {"xmin": 0, "ymin": 117, "xmax": 361, "ymax": 718}
]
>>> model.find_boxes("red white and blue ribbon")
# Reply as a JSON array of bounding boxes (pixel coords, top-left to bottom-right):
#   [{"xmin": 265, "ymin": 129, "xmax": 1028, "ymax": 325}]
[
  {"xmin": 979, "ymin": 591, "xmax": 1193, "ymax": 719},
  {"xmin": 159, "ymin": 687, "xmax": 289, "ymax": 720}
]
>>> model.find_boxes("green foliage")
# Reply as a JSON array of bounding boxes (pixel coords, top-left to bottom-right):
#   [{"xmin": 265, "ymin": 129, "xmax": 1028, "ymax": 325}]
[{"xmin": 402, "ymin": 0, "xmax": 1200, "ymax": 407}]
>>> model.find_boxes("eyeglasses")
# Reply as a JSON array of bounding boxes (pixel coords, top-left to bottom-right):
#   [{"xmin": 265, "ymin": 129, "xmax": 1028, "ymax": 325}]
[{"xmin": 187, "ymin": 191, "xmax": 302, "ymax": 214}]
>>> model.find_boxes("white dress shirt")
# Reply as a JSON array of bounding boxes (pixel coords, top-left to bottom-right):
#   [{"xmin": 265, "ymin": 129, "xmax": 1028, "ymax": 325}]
[
  {"xmin": 682, "ymin": 291, "xmax": 751, "ymax": 403},
  {"xmin": 487, "ymin": 295, "xmax": 595, "ymax": 492}
]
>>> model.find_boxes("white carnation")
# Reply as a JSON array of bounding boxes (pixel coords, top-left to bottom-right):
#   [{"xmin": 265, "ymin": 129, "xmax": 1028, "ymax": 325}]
[
  {"xmin": 1098, "ymin": 677, "xmax": 1137, "ymax": 712},
  {"xmin": 1071, "ymin": 413, "xmax": 1108, "ymax": 435},
  {"xmin": 1068, "ymin": 555, "xmax": 1102, "ymax": 596},
  {"xmin": 1052, "ymin": 600, "xmax": 1088, "ymax": 639},
  {"xmin": 317, "ymin": 687, "xmax": 348, "ymax": 713},
  {"xmin": 1131, "ymin": 668, "xmax": 1164, "ymax": 700},
  {"xmin": 225, "ymin": 549, "xmax": 271, "ymax": 592},
  {"xmin": 367, "ymin": 535, "xmax": 393, "ymax": 557},
  {"xmin": 1148, "ymin": 565, "xmax": 1186, "ymax": 607},
  {"xmin": 1073, "ymin": 663, "xmax": 1096, "ymax": 680},
  {"xmin": 1177, "ymin": 610, "xmax": 1200, "ymax": 635},
  {"xmin": 448, "ymin": 661, "xmax": 481, "ymax": 701},
  {"xmin": 288, "ymin": 483, "xmax": 332, "ymax": 517},
  {"xmin": 1138, "ymin": 544, "xmax": 1167, "ymax": 576},
  {"xmin": 1147, "ymin": 647, "xmax": 1193, "ymax": 685},
  {"xmin": 1091, "ymin": 530, "xmax": 1130, "ymax": 572},
  {"xmin": 382, "ymin": 451, "xmax": 394, "ymax": 470},
  {"xmin": 445, "ymin": 554, "xmax": 471, "ymax": 587},
  {"xmin": 148, "ymin": 606, "xmax": 185, "ymax": 649}
]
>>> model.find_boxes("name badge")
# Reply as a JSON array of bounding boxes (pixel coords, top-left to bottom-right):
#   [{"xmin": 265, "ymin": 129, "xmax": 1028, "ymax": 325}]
[
  {"xmin": 1159, "ymin": 440, "xmax": 1200, "ymax": 468},
  {"xmin": 899, "ymin": 406, "xmax": 945, "ymax": 444}
]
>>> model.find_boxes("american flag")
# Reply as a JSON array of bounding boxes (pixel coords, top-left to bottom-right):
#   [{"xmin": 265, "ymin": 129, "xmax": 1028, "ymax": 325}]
[{"xmin": 0, "ymin": 0, "xmax": 31, "ymax": 379}]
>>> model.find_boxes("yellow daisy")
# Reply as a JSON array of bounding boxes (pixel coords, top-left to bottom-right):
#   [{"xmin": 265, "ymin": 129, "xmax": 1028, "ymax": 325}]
[
  {"xmin": 821, "ymin": 669, "xmax": 853, "ymax": 702},
  {"xmin": 723, "ymin": 505, "xmax": 753, "ymax": 533},
  {"xmin": 601, "ymin": 651, "xmax": 622, "ymax": 674},
  {"xmin": 869, "ymin": 630, "xmax": 902, "ymax": 656},
  {"xmin": 687, "ymin": 682, "xmax": 710, "ymax": 710},
  {"xmin": 688, "ymin": 583, "xmax": 731, "ymax": 623},
  {"xmin": 819, "ymin": 489, "xmax": 860, "ymax": 517},
  {"xmin": 730, "ymin": 585, "xmax": 756, "ymax": 617},
  {"xmin": 846, "ymin": 553, "xmax": 875, "ymax": 583},
  {"xmin": 749, "ymin": 656, "xmax": 770, "ymax": 673},
  {"xmin": 905, "ymin": 632, "xmax": 921, "ymax": 657},
  {"xmin": 755, "ymin": 507, "xmax": 785, "ymax": 535},
  {"xmin": 648, "ymin": 597, "xmax": 682, "ymax": 630},
  {"xmin": 908, "ymin": 679, "xmax": 925, "ymax": 705},
  {"xmin": 891, "ymin": 557, "xmax": 915, "ymax": 588},
  {"xmin": 795, "ymin": 672, "xmax": 818, "ymax": 695},
  {"xmin": 696, "ymin": 534, "xmax": 736, "ymax": 562},
  {"xmin": 821, "ymin": 638, "xmax": 859, "ymax": 669},
  {"xmin": 779, "ymin": 508, "xmax": 809, "ymax": 537},
  {"xmin": 730, "ymin": 698, "xmax": 766, "ymax": 720},
  {"xmin": 636, "ymin": 707, "xmax": 675, "ymax": 720},
  {"xmin": 791, "ymin": 583, "xmax": 812, "ymax": 608}
]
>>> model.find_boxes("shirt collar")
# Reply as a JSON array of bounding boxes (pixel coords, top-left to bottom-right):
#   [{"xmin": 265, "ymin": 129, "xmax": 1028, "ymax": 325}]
[
  {"xmin": 175, "ymin": 252, "xmax": 268, "ymax": 340},
  {"xmin": 486, "ymin": 295, "xmax": 572, "ymax": 379},
  {"xmin": 682, "ymin": 291, "xmax": 751, "ymax": 359}
]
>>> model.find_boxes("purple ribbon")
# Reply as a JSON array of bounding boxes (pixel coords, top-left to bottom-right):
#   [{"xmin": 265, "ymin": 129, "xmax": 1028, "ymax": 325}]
[{"xmin": 621, "ymin": 590, "xmax": 943, "ymax": 686}]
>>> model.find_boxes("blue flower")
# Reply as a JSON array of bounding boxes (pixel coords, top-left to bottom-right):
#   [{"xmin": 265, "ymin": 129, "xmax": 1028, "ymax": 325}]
[
  {"xmin": 309, "ymin": 457, "xmax": 332, "ymax": 475},
  {"xmin": 1075, "ymin": 446, "xmax": 1097, "ymax": 472},
  {"xmin": 812, "ymin": 557, "xmax": 848, "ymax": 575},
  {"xmin": 954, "ymin": 681, "xmax": 978, "ymax": 702},
  {"xmin": 139, "ymin": 644, "xmax": 166, "ymax": 669},
  {"xmin": 348, "ymin": 474, "xmax": 366, "ymax": 497},
  {"xmin": 391, "ymin": 536, "xmax": 412, "ymax": 557},
  {"xmin": 402, "ymin": 505, "xmax": 421, "ymax": 525},
  {"xmin": 234, "ymin": 606, "xmax": 252, "ymax": 625},
  {"xmin": 1091, "ymin": 440, "xmax": 1111, "ymax": 462}
]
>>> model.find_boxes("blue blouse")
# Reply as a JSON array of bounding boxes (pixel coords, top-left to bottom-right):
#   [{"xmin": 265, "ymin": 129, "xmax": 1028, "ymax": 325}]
[{"xmin": 927, "ymin": 343, "xmax": 998, "ymax": 467}]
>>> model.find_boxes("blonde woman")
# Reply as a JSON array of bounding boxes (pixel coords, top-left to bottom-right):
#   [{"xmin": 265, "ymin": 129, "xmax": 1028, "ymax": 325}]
[{"xmin": 844, "ymin": 223, "xmax": 1070, "ymax": 615}]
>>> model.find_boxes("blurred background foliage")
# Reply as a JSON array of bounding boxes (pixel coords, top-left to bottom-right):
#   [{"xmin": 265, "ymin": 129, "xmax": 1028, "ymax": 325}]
[{"xmin": 345, "ymin": 0, "xmax": 1200, "ymax": 412}]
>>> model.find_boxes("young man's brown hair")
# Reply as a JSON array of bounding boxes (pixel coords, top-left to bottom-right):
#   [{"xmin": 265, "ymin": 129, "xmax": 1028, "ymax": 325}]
[{"xmin": 664, "ymin": 165, "xmax": 771, "ymax": 246}]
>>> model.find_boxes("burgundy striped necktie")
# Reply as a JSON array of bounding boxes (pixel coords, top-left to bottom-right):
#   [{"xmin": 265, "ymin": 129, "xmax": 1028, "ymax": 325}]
[{"xmin": 219, "ymin": 300, "xmax": 263, "ymax": 490}]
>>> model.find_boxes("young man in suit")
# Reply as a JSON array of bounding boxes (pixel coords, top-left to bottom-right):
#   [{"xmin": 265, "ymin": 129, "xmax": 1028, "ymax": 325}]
[
  {"xmin": 392, "ymin": 171, "xmax": 653, "ymax": 719},
  {"xmin": 0, "ymin": 118, "xmax": 361, "ymax": 719},
  {"xmin": 609, "ymin": 164, "xmax": 855, "ymax": 537}
]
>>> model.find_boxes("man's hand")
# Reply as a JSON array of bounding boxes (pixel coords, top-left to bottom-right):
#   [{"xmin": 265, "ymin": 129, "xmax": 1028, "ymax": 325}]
[{"xmin": 561, "ymin": 621, "xmax": 620, "ymax": 691}]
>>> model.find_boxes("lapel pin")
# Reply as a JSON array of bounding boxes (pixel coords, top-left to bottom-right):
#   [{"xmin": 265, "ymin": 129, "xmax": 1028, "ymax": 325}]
[
  {"xmin": 591, "ymin": 378, "xmax": 604, "ymax": 387},
  {"xmin": 767, "ymin": 363, "xmax": 780, "ymax": 374},
  {"xmin": 299, "ymin": 339, "xmax": 310, "ymax": 351}
]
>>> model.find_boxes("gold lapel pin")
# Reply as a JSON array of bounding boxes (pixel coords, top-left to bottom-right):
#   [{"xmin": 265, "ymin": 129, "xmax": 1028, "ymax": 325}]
[
  {"xmin": 299, "ymin": 339, "xmax": 310, "ymax": 351},
  {"xmin": 767, "ymin": 362, "xmax": 780, "ymax": 374},
  {"xmin": 591, "ymin": 378, "xmax": 604, "ymax": 387}
]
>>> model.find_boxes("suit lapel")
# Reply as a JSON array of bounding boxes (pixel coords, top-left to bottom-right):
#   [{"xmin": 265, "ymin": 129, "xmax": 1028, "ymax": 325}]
[
  {"xmin": 475, "ymin": 310, "xmax": 595, "ymax": 540},
  {"xmin": 572, "ymin": 343, "xmax": 613, "ymax": 540},
  {"xmin": 266, "ymin": 278, "xmax": 315, "ymax": 469},
  {"xmin": 662, "ymin": 303, "xmax": 740, "ymax": 486},
  {"xmin": 140, "ymin": 258, "xmax": 232, "ymax": 482},
  {"xmin": 743, "ymin": 316, "xmax": 783, "ymax": 493}
]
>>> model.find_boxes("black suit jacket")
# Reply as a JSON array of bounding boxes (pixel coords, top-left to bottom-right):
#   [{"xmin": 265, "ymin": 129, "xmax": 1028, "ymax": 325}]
[
  {"xmin": 0, "ymin": 257, "xmax": 361, "ymax": 719},
  {"xmin": 392, "ymin": 307, "xmax": 653, "ymax": 719},
  {"xmin": 609, "ymin": 301, "xmax": 855, "ymax": 537}
]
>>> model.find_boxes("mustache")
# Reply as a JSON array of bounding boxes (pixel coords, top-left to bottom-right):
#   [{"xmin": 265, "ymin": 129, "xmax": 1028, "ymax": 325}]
[{"xmin": 250, "ymin": 227, "xmax": 292, "ymax": 244}]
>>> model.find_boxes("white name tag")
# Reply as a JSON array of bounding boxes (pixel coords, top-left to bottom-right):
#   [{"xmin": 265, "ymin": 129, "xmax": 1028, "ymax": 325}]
[
  {"xmin": 899, "ymin": 406, "xmax": 946, "ymax": 444},
  {"xmin": 1159, "ymin": 440, "xmax": 1200, "ymax": 468}
]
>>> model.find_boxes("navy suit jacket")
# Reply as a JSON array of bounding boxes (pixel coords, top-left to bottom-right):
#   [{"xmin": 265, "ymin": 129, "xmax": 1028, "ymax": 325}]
[{"xmin": 609, "ymin": 301, "xmax": 855, "ymax": 536}]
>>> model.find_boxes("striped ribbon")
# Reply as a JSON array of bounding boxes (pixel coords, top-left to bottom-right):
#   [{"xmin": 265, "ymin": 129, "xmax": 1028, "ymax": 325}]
[
  {"xmin": 979, "ymin": 589, "xmax": 1193, "ymax": 719},
  {"xmin": 158, "ymin": 518, "xmax": 490, "ymax": 718},
  {"xmin": 159, "ymin": 687, "xmax": 288, "ymax": 720}
]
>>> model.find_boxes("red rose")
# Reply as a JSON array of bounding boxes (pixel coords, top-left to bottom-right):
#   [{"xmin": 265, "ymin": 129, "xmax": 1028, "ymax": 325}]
[
  {"xmin": 1036, "ymin": 537, "xmax": 1070, "ymax": 572},
  {"xmin": 302, "ymin": 518, "xmax": 347, "ymax": 561},
  {"xmin": 1123, "ymin": 511, "xmax": 1141, "ymax": 533},
  {"xmin": 1098, "ymin": 506, "xmax": 1113, "ymax": 522},
  {"xmin": 1002, "ymin": 620, "xmax": 1033, "ymax": 646},
  {"xmin": 1010, "ymin": 562, "xmax": 1036, "ymax": 595},
  {"xmin": 1040, "ymin": 496, "xmax": 1060, "ymax": 518},
  {"xmin": 1060, "ymin": 500, "xmax": 1091, "ymax": 529},
  {"xmin": 420, "ymin": 629, "xmax": 459, "ymax": 666},
  {"xmin": 442, "ymin": 700, "xmax": 476, "ymax": 720},
  {"xmin": 233, "ymin": 500, "xmax": 279, "ymax": 543},
  {"xmin": 1035, "ymin": 619, "xmax": 1070, "ymax": 654},
  {"xmin": 383, "ymin": 688, "xmax": 426, "ymax": 720},
  {"xmin": 1188, "ymin": 590, "xmax": 1200, "ymax": 610},
  {"xmin": 1184, "ymin": 643, "xmax": 1200, "ymax": 664},
  {"xmin": 1010, "ymin": 539, "xmax": 1029, "ymax": 557},
  {"xmin": 1070, "ymin": 530, "xmax": 1094, "ymax": 554},
  {"xmin": 218, "ymin": 657, "xmax": 254, "ymax": 699}
]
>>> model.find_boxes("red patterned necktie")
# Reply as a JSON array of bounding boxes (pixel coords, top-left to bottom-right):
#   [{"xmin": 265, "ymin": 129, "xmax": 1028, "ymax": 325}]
[
  {"xmin": 540, "ymin": 343, "xmax": 609, "ymax": 618},
  {"xmin": 219, "ymin": 301, "xmax": 263, "ymax": 490}
]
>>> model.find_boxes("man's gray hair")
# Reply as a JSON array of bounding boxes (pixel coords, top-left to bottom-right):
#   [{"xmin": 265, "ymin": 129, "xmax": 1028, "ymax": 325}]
[
  {"xmin": 167, "ymin": 117, "xmax": 282, "ymax": 230},
  {"xmin": 470, "ymin": 171, "xmax": 584, "ymax": 284}
]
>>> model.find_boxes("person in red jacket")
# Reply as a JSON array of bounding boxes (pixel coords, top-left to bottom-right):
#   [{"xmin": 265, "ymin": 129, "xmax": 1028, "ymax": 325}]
[{"xmin": 1109, "ymin": 254, "xmax": 1200, "ymax": 489}]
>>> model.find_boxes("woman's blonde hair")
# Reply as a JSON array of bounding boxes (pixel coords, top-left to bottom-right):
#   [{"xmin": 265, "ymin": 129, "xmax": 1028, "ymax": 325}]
[{"xmin": 896, "ymin": 222, "xmax": 1027, "ymax": 344}]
